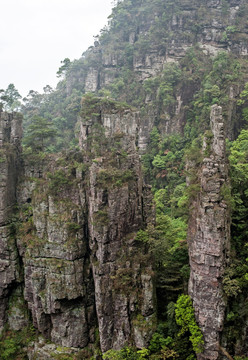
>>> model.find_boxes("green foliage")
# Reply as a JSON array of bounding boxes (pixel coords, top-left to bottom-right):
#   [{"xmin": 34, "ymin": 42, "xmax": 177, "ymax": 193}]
[
  {"xmin": 229, "ymin": 130, "xmax": 248, "ymax": 261},
  {"xmin": 97, "ymin": 168, "xmax": 135, "ymax": 188},
  {"xmin": 56, "ymin": 58, "xmax": 71, "ymax": 78},
  {"xmin": 93, "ymin": 209, "xmax": 109, "ymax": 227},
  {"xmin": 147, "ymin": 214, "xmax": 187, "ymax": 266},
  {"xmin": 238, "ymin": 82, "xmax": 248, "ymax": 106},
  {"xmin": 102, "ymin": 347, "xmax": 138, "ymax": 360},
  {"xmin": 0, "ymin": 83, "xmax": 22, "ymax": 111},
  {"xmin": 158, "ymin": 64, "xmax": 182, "ymax": 108},
  {"xmin": 175, "ymin": 295, "xmax": 204, "ymax": 354},
  {"xmin": 148, "ymin": 332, "xmax": 173, "ymax": 353},
  {"xmin": 0, "ymin": 337, "xmax": 19, "ymax": 360},
  {"xmin": 102, "ymin": 345, "xmax": 166, "ymax": 360},
  {"xmin": 183, "ymin": 51, "xmax": 243, "ymax": 140},
  {"xmin": 81, "ymin": 93, "xmax": 130, "ymax": 122},
  {"xmin": 0, "ymin": 325, "xmax": 36, "ymax": 360},
  {"xmin": 137, "ymin": 211, "xmax": 188, "ymax": 304},
  {"xmin": 22, "ymin": 84, "xmax": 83, "ymax": 153},
  {"xmin": 81, "ymin": 93, "xmax": 101, "ymax": 121},
  {"xmin": 66, "ymin": 222, "xmax": 81, "ymax": 233},
  {"xmin": 48, "ymin": 170, "xmax": 72, "ymax": 195},
  {"xmin": 141, "ymin": 127, "xmax": 190, "ymax": 314},
  {"xmin": 136, "ymin": 348, "xmax": 150, "ymax": 359},
  {"xmin": 0, "ymin": 149, "xmax": 6, "ymax": 164},
  {"xmin": 223, "ymin": 263, "xmax": 242, "ymax": 297},
  {"xmin": 143, "ymin": 131, "xmax": 186, "ymax": 191},
  {"xmin": 135, "ymin": 229, "xmax": 149, "ymax": 243},
  {"xmin": 23, "ymin": 115, "xmax": 57, "ymax": 153},
  {"xmin": 220, "ymin": 183, "xmax": 235, "ymax": 210},
  {"xmin": 143, "ymin": 63, "xmax": 181, "ymax": 110},
  {"xmin": 237, "ymin": 82, "xmax": 248, "ymax": 126}
]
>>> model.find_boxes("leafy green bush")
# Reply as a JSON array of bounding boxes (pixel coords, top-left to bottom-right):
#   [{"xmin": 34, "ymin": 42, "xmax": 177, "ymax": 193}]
[
  {"xmin": 0, "ymin": 325, "xmax": 36, "ymax": 360},
  {"xmin": 103, "ymin": 346, "xmax": 139, "ymax": 360},
  {"xmin": 175, "ymin": 295, "xmax": 204, "ymax": 354}
]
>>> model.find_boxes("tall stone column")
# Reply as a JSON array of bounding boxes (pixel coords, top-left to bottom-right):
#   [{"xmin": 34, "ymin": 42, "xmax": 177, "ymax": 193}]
[
  {"xmin": 0, "ymin": 111, "xmax": 22, "ymax": 331},
  {"xmin": 188, "ymin": 105, "xmax": 230, "ymax": 360},
  {"xmin": 80, "ymin": 102, "xmax": 156, "ymax": 352}
]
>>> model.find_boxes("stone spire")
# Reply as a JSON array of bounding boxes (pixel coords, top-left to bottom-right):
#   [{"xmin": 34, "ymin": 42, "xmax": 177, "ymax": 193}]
[
  {"xmin": 0, "ymin": 112, "xmax": 22, "ymax": 331},
  {"xmin": 188, "ymin": 105, "xmax": 230, "ymax": 360}
]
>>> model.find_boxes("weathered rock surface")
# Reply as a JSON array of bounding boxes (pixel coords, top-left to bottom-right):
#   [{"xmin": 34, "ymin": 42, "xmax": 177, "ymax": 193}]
[
  {"xmin": 0, "ymin": 106, "xmax": 155, "ymax": 357},
  {"xmin": 16, "ymin": 158, "xmax": 96, "ymax": 348},
  {"xmin": 0, "ymin": 111, "xmax": 22, "ymax": 332},
  {"xmin": 80, "ymin": 101, "xmax": 156, "ymax": 351},
  {"xmin": 188, "ymin": 105, "xmax": 230, "ymax": 360},
  {"xmin": 27, "ymin": 336, "xmax": 80, "ymax": 360},
  {"xmin": 70, "ymin": 0, "xmax": 248, "ymax": 138},
  {"xmin": 1, "ymin": 0, "xmax": 247, "ymax": 357}
]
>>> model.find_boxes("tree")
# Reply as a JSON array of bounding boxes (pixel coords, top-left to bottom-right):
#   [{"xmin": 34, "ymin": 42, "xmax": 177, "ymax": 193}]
[
  {"xmin": 0, "ymin": 83, "xmax": 22, "ymax": 112},
  {"xmin": 56, "ymin": 58, "xmax": 71, "ymax": 78},
  {"xmin": 22, "ymin": 90, "xmax": 43, "ymax": 115},
  {"xmin": 175, "ymin": 295, "xmax": 204, "ymax": 354},
  {"xmin": 23, "ymin": 115, "xmax": 57, "ymax": 152}
]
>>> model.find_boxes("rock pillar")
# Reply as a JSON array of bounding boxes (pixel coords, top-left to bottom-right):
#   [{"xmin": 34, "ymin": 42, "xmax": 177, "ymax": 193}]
[
  {"xmin": 0, "ymin": 111, "xmax": 22, "ymax": 331},
  {"xmin": 188, "ymin": 105, "xmax": 230, "ymax": 360}
]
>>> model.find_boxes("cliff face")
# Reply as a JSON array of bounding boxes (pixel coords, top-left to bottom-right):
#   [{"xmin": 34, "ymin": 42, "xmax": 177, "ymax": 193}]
[
  {"xmin": 17, "ymin": 157, "xmax": 95, "ymax": 349},
  {"xmin": 2, "ymin": 0, "xmax": 248, "ymax": 358},
  {"xmin": 82, "ymin": 0, "xmax": 248, "ymax": 85},
  {"xmin": 0, "ymin": 104, "xmax": 155, "ymax": 358},
  {"xmin": 66, "ymin": 0, "xmax": 248, "ymax": 139},
  {"xmin": 0, "ymin": 112, "xmax": 22, "ymax": 331},
  {"xmin": 80, "ymin": 101, "xmax": 155, "ymax": 352},
  {"xmin": 188, "ymin": 105, "xmax": 230, "ymax": 360}
]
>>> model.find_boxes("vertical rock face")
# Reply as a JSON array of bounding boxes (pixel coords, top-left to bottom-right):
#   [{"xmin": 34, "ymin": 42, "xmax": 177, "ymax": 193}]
[
  {"xmin": 0, "ymin": 111, "xmax": 22, "ymax": 331},
  {"xmin": 80, "ymin": 102, "xmax": 156, "ymax": 352},
  {"xmin": 0, "ymin": 106, "xmax": 155, "ymax": 356},
  {"xmin": 188, "ymin": 105, "xmax": 230, "ymax": 360},
  {"xmin": 18, "ymin": 167, "xmax": 95, "ymax": 347},
  {"xmin": 16, "ymin": 157, "xmax": 96, "ymax": 348}
]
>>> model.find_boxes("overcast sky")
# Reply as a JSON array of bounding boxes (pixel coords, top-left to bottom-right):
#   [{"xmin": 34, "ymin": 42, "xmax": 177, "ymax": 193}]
[{"xmin": 0, "ymin": 0, "xmax": 113, "ymax": 97}]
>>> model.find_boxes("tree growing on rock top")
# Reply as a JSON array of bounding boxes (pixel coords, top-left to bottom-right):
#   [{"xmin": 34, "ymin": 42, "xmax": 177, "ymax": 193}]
[
  {"xmin": 23, "ymin": 115, "xmax": 57, "ymax": 153},
  {"xmin": 0, "ymin": 83, "xmax": 22, "ymax": 112}
]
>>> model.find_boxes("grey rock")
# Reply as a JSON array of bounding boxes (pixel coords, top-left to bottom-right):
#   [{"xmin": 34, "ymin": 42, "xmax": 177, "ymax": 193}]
[{"xmin": 188, "ymin": 105, "xmax": 230, "ymax": 359}]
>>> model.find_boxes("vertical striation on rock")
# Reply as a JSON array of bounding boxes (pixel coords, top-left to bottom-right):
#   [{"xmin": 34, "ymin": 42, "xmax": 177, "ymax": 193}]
[
  {"xmin": 80, "ymin": 100, "xmax": 156, "ymax": 352},
  {"xmin": 16, "ymin": 157, "xmax": 96, "ymax": 348},
  {"xmin": 0, "ymin": 111, "xmax": 22, "ymax": 331},
  {"xmin": 0, "ymin": 100, "xmax": 156, "ymax": 357},
  {"xmin": 188, "ymin": 105, "xmax": 230, "ymax": 360}
]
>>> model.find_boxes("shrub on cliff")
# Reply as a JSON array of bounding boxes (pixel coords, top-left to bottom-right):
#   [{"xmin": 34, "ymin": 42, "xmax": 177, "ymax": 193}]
[
  {"xmin": 23, "ymin": 115, "xmax": 57, "ymax": 152},
  {"xmin": 175, "ymin": 295, "xmax": 204, "ymax": 354}
]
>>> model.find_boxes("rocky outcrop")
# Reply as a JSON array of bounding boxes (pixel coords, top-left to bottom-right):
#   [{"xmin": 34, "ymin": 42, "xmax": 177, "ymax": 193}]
[
  {"xmin": 2, "ymin": 1, "xmax": 247, "ymax": 357},
  {"xmin": 16, "ymin": 160, "xmax": 96, "ymax": 348},
  {"xmin": 66, "ymin": 0, "xmax": 247, "ymax": 141},
  {"xmin": 0, "ymin": 105, "xmax": 155, "ymax": 357},
  {"xmin": 80, "ymin": 100, "xmax": 156, "ymax": 351},
  {"xmin": 0, "ymin": 111, "xmax": 22, "ymax": 332},
  {"xmin": 188, "ymin": 105, "xmax": 230, "ymax": 360},
  {"xmin": 78, "ymin": 0, "xmax": 247, "ymax": 90}
]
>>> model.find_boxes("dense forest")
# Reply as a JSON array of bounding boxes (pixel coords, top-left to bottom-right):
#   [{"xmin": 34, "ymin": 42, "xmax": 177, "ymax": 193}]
[{"xmin": 0, "ymin": 0, "xmax": 248, "ymax": 359}]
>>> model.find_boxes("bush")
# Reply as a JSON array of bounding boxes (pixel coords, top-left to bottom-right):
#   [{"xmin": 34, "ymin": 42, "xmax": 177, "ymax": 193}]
[{"xmin": 175, "ymin": 295, "xmax": 204, "ymax": 354}]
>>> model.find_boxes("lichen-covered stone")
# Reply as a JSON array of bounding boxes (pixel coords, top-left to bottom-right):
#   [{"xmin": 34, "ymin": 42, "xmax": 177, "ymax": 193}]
[
  {"xmin": 16, "ymin": 161, "xmax": 96, "ymax": 348},
  {"xmin": 0, "ymin": 106, "xmax": 155, "ymax": 354},
  {"xmin": 0, "ymin": 111, "xmax": 22, "ymax": 332},
  {"xmin": 81, "ymin": 102, "xmax": 156, "ymax": 352},
  {"xmin": 188, "ymin": 105, "xmax": 230, "ymax": 360}
]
